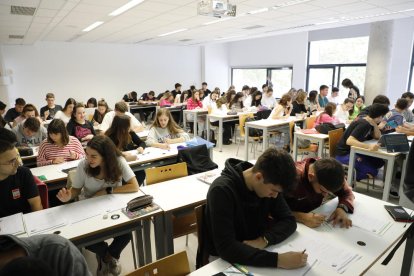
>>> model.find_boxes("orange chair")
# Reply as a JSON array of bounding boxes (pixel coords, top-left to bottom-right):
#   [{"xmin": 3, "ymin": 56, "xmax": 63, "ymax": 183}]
[{"xmin": 33, "ymin": 176, "xmax": 49, "ymax": 209}]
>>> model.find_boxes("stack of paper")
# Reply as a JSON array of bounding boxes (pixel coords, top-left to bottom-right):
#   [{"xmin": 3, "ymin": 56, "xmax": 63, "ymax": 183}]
[
  {"xmin": 0, "ymin": 213, "xmax": 25, "ymax": 235},
  {"xmin": 349, "ymin": 213, "xmax": 393, "ymax": 236},
  {"xmin": 197, "ymin": 171, "xmax": 221, "ymax": 185}
]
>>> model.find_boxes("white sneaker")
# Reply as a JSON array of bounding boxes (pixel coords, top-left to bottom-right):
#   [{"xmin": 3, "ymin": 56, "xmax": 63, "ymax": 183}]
[
  {"xmin": 108, "ymin": 258, "xmax": 122, "ymax": 276},
  {"xmin": 96, "ymin": 256, "xmax": 109, "ymax": 276}
]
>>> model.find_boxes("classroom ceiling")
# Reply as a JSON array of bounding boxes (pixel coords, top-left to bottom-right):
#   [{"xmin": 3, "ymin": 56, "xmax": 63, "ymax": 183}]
[{"xmin": 1, "ymin": 0, "xmax": 414, "ymax": 46}]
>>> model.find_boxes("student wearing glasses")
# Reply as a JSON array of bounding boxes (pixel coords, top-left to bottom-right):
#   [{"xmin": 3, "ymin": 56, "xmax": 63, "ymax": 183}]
[
  {"xmin": 0, "ymin": 140, "xmax": 43, "ymax": 218},
  {"xmin": 284, "ymin": 158, "xmax": 354, "ymax": 229}
]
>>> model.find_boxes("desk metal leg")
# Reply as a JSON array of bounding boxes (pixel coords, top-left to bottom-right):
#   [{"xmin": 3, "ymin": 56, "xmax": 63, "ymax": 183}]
[
  {"xmin": 244, "ymin": 126, "xmax": 249, "ymax": 161},
  {"xmin": 135, "ymin": 222, "xmax": 145, "ymax": 266},
  {"xmin": 263, "ymin": 128, "xmax": 268, "ymax": 153},
  {"xmin": 218, "ymin": 119, "xmax": 223, "ymax": 152},
  {"xmin": 317, "ymin": 138, "xmax": 324, "ymax": 158},
  {"xmin": 193, "ymin": 114, "xmax": 198, "ymax": 137},
  {"xmin": 142, "ymin": 219, "xmax": 152, "ymax": 264},
  {"xmin": 382, "ymin": 157, "xmax": 395, "ymax": 201},
  {"xmin": 293, "ymin": 133, "xmax": 298, "ymax": 161},
  {"xmin": 183, "ymin": 112, "xmax": 187, "ymax": 130},
  {"xmin": 401, "ymin": 227, "xmax": 414, "ymax": 276},
  {"xmin": 347, "ymin": 148, "xmax": 356, "ymax": 184},
  {"xmin": 153, "ymin": 213, "xmax": 166, "ymax": 260},
  {"xmin": 164, "ymin": 211, "xmax": 174, "ymax": 255}
]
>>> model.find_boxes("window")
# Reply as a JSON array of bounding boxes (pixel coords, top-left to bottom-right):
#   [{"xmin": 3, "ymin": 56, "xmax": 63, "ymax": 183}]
[
  {"xmin": 408, "ymin": 44, "xmax": 414, "ymax": 93},
  {"xmin": 307, "ymin": 37, "xmax": 369, "ymax": 101},
  {"xmin": 231, "ymin": 67, "xmax": 293, "ymax": 98}
]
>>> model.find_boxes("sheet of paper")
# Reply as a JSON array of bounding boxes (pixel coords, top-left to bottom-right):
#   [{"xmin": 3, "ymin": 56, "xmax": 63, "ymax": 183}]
[
  {"xmin": 24, "ymin": 208, "xmax": 68, "ymax": 234},
  {"xmin": 58, "ymin": 159, "xmax": 83, "ymax": 171},
  {"xmin": 349, "ymin": 213, "xmax": 393, "ymax": 236},
  {"xmin": 197, "ymin": 170, "xmax": 221, "ymax": 185},
  {"xmin": 0, "ymin": 213, "xmax": 25, "ymax": 235}
]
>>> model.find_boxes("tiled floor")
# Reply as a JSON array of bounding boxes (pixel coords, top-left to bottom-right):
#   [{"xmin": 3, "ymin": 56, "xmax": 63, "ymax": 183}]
[{"xmin": 83, "ymin": 140, "xmax": 410, "ymax": 275}]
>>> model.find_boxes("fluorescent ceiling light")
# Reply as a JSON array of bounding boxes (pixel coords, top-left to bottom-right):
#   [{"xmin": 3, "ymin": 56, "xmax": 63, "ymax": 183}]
[
  {"xmin": 203, "ymin": 17, "xmax": 233, "ymax": 25},
  {"xmin": 109, "ymin": 0, "xmax": 145, "ymax": 16},
  {"xmin": 214, "ymin": 34, "xmax": 245, "ymax": 41},
  {"xmin": 82, "ymin": 21, "xmax": 104, "ymax": 32},
  {"xmin": 247, "ymin": 8, "xmax": 269, "ymax": 15},
  {"xmin": 273, "ymin": 0, "xmax": 311, "ymax": 9},
  {"xmin": 158, "ymin": 28, "xmax": 188, "ymax": 37}
]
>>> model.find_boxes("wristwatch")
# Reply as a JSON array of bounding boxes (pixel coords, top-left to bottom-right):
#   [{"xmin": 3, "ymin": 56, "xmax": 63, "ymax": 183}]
[
  {"xmin": 263, "ymin": 236, "xmax": 269, "ymax": 247},
  {"xmin": 106, "ymin": 187, "xmax": 113, "ymax": 194},
  {"xmin": 337, "ymin": 204, "xmax": 349, "ymax": 213}
]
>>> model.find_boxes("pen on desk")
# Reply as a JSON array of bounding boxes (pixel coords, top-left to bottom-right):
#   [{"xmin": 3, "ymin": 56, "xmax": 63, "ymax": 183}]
[
  {"xmin": 302, "ymin": 249, "xmax": 307, "ymax": 254},
  {"xmin": 233, "ymin": 263, "xmax": 253, "ymax": 276}
]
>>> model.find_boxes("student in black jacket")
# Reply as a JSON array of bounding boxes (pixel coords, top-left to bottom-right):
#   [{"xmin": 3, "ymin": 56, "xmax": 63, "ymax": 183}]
[{"xmin": 204, "ymin": 148, "xmax": 307, "ymax": 269}]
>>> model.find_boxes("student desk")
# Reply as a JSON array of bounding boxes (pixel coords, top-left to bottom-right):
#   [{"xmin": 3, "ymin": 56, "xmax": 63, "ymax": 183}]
[
  {"xmin": 292, "ymin": 131, "xmax": 329, "ymax": 161},
  {"xmin": 347, "ymin": 140, "xmax": 409, "ymax": 201},
  {"xmin": 183, "ymin": 109, "xmax": 208, "ymax": 136},
  {"xmin": 20, "ymin": 146, "xmax": 39, "ymax": 168},
  {"xmin": 22, "ymin": 191, "xmax": 161, "ymax": 267},
  {"xmin": 207, "ymin": 111, "xmax": 255, "ymax": 152},
  {"xmin": 140, "ymin": 172, "xmax": 214, "ymax": 259},
  {"xmin": 190, "ymin": 193, "xmax": 412, "ymax": 276},
  {"xmin": 244, "ymin": 117, "xmax": 305, "ymax": 161}
]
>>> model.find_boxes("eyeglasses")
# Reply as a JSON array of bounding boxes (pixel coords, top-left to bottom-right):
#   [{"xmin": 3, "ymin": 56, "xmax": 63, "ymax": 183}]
[{"xmin": 0, "ymin": 158, "xmax": 20, "ymax": 166}]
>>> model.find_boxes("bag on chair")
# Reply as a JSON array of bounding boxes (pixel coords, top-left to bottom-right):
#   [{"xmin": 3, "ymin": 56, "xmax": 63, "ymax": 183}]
[{"xmin": 177, "ymin": 144, "xmax": 218, "ymax": 175}]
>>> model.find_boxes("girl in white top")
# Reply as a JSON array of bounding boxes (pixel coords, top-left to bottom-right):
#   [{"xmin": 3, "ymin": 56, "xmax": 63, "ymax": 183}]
[
  {"xmin": 210, "ymin": 98, "xmax": 234, "ymax": 144},
  {"xmin": 202, "ymin": 90, "xmax": 219, "ymax": 109},
  {"xmin": 54, "ymin": 98, "xmax": 76, "ymax": 125},
  {"xmin": 146, "ymin": 108, "xmax": 190, "ymax": 149},
  {"xmin": 261, "ymin": 88, "xmax": 277, "ymax": 109},
  {"xmin": 56, "ymin": 135, "xmax": 138, "ymax": 275},
  {"xmin": 335, "ymin": 98, "xmax": 354, "ymax": 123}
]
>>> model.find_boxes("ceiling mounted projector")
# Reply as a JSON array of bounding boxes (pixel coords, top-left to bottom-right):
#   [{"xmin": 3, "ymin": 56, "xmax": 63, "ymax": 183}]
[{"xmin": 198, "ymin": 0, "xmax": 237, "ymax": 18}]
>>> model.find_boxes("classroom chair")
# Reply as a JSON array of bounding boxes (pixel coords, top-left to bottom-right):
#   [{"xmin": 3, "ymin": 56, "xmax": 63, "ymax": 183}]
[
  {"xmin": 290, "ymin": 121, "xmax": 317, "ymax": 160},
  {"xmin": 126, "ymin": 251, "xmax": 190, "ymax": 276},
  {"xmin": 305, "ymin": 116, "xmax": 316, "ymax": 129},
  {"xmin": 33, "ymin": 176, "xmax": 49, "ymax": 209},
  {"xmin": 195, "ymin": 204, "xmax": 209, "ymax": 269},
  {"xmin": 236, "ymin": 113, "xmax": 262, "ymax": 158},
  {"xmin": 145, "ymin": 162, "xmax": 196, "ymax": 245}
]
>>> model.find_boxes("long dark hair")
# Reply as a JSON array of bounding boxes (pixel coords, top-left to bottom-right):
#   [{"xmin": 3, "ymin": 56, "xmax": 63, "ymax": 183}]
[
  {"xmin": 47, "ymin": 119, "xmax": 69, "ymax": 145},
  {"xmin": 105, "ymin": 115, "xmax": 131, "ymax": 150},
  {"xmin": 85, "ymin": 135, "xmax": 123, "ymax": 183},
  {"xmin": 251, "ymin": 91, "xmax": 262, "ymax": 107},
  {"xmin": 229, "ymin": 92, "xmax": 244, "ymax": 109},
  {"xmin": 63, "ymin": 98, "xmax": 76, "ymax": 113},
  {"xmin": 226, "ymin": 90, "xmax": 236, "ymax": 103},
  {"xmin": 349, "ymin": 96, "xmax": 365, "ymax": 116}
]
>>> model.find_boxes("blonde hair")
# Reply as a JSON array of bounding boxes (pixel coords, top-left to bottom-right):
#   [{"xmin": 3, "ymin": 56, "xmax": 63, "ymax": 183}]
[{"xmin": 151, "ymin": 108, "xmax": 183, "ymax": 135}]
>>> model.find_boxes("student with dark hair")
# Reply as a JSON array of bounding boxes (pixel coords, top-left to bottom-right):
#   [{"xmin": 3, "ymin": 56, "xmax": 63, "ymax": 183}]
[
  {"xmin": 66, "ymin": 103, "xmax": 95, "ymax": 145},
  {"xmin": 314, "ymin": 102, "xmax": 340, "ymax": 126},
  {"xmin": 335, "ymin": 104, "xmax": 389, "ymax": 181},
  {"xmin": 225, "ymin": 90, "xmax": 236, "ymax": 108},
  {"xmin": 12, "ymin": 104, "xmax": 42, "ymax": 128},
  {"xmin": 335, "ymin": 98, "xmax": 354, "ymax": 123},
  {"xmin": 318, "ymin": 85, "xmax": 329, "ymax": 108},
  {"xmin": 285, "ymin": 158, "xmax": 354, "ymax": 228},
  {"xmin": 401, "ymin": 91, "xmax": 414, "ymax": 123},
  {"xmin": 40, "ymin": 93, "xmax": 62, "ymax": 120},
  {"xmin": 0, "ymin": 234, "xmax": 90, "ymax": 276},
  {"xmin": 357, "ymin": 95, "xmax": 390, "ymax": 119},
  {"xmin": 4, "ymin": 98, "xmax": 26, "ymax": 123},
  {"xmin": 244, "ymin": 90, "xmax": 262, "ymax": 108},
  {"xmin": 122, "ymin": 91, "xmax": 138, "ymax": 102},
  {"xmin": 290, "ymin": 90, "xmax": 307, "ymax": 116},
  {"xmin": 12, "ymin": 117, "xmax": 47, "ymax": 147},
  {"xmin": 37, "ymin": 119, "xmax": 85, "ymax": 167},
  {"xmin": 242, "ymin": 85, "xmax": 250, "ymax": 100},
  {"xmin": 349, "ymin": 96, "xmax": 365, "ymax": 120},
  {"xmin": 86, "ymin": 97, "xmax": 97, "ymax": 108},
  {"xmin": 202, "ymin": 90, "xmax": 219, "ymax": 109},
  {"xmin": 306, "ymin": 90, "xmax": 320, "ymax": 113},
  {"xmin": 261, "ymin": 87, "xmax": 277, "ymax": 109},
  {"xmin": 228, "ymin": 92, "xmax": 244, "ymax": 111},
  {"xmin": 380, "ymin": 98, "xmax": 409, "ymax": 134},
  {"xmin": 203, "ymin": 148, "xmax": 306, "ymax": 269},
  {"xmin": 0, "ymin": 140, "xmax": 42, "ymax": 217},
  {"xmin": 342, "ymin": 78, "xmax": 360, "ymax": 100},
  {"xmin": 55, "ymin": 98, "xmax": 76, "ymax": 125},
  {"xmin": 328, "ymin": 87, "xmax": 340, "ymax": 105},
  {"xmin": 0, "ymin": 101, "xmax": 6, "ymax": 128},
  {"xmin": 99, "ymin": 102, "xmax": 144, "ymax": 133},
  {"xmin": 138, "ymin": 91, "xmax": 158, "ymax": 122},
  {"xmin": 201, "ymin": 82, "xmax": 211, "ymax": 96},
  {"xmin": 57, "ymin": 135, "xmax": 138, "ymax": 275},
  {"xmin": 171, "ymin": 83, "xmax": 182, "ymax": 99},
  {"xmin": 209, "ymin": 98, "xmax": 234, "ymax": 145},
  {"xmin": 92, "ymin": 99, "xmax": 111, "ymax": 126}
]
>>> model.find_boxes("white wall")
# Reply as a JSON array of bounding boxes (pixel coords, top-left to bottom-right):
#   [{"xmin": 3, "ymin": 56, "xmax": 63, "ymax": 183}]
[
  {"xmin": 0, "ymin": 42, "xmax": 201, "ymax": 108},
  {"xmin": 227, "ymin": 32, "xmax": 308, "ymax": 93},
  {"xmin": 202, "ymin": 44, "xmax": 229, "ymax": 91}
]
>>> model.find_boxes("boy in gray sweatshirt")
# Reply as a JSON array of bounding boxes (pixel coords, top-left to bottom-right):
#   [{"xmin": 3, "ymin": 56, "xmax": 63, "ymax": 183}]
[{"xmin": 12, "ymin": 117, "xmax": 47, "ymax": 147}]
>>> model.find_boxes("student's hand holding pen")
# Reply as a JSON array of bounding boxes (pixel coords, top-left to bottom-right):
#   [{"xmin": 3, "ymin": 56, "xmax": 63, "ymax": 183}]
[
  {"xmin": 302, "ymin": 212, "xmax": 326, "ymax": 228},
  {"xmin": 137, "ymin": 147, "xmax": 144, "ymax": 154},
  {"xmin": 329, "ymin": 208, "xmax": 352, "ymax": 228},
  {"xmin": 159, "ymin": 143, "xmax": 170, "ymax": 150},
  {"xmin": 278, "ymin": 251, "xmax": 308, "ymax": 269}
]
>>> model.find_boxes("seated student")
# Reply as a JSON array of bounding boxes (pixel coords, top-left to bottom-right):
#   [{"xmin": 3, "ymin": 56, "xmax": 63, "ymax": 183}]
[
  {"xmin": 318, "ymin": 85, "xmax": 329, "ymax": 108},
  {"xmin": 314, "ymin": 102, "xmax": 340, "ymax": 126},
  {"xmin": 99, "ymin": 102, "xmax": 144, "ymax": 133},
  {"xmin": 56, "ymin": 136, "xmax": 138, "ymax": 275},
  {"xmin": 285, "ymin": 158, "xmax": 354, "ymax": 228},
  {"xmin": 202, "ymin": 90, "xmax": 219, "ymax": 109},
  {"xmin": 171, "ymin": 83, "xmax": 182, "ymax": 99},
  {"xmin": 92, "ymin": 99, "xmax": 111, "ymax": 126},
  {"xmin": 122, "ymin": 91, "xmax": 138, "ymax": 103},
  {"xmin": 4, "ymin": 98, "xmax": 25, "ymax": 123},
  {"xmin": 241, "ymin": 85, "xmax": 250, "ymax": 100},
  {"xmin": 335, "ymin": 98, "xmax": 354, "ymax": 123},
  {"xmin": 54, "ymin": 98, "xmax": 76, "ymax": 125},
  {"xmin": 159, "ymin": 91, "xmax": 174, "ymax": 107},
  {"xmin": 146, "ymin": 108, "xmax": 190, "ymax": 150},
  {"xmin": 86, "ymin": 97, "xmax": 97, "ymax": 108},
  {"xmin": 12, "ymin": 117, "xmax": 47, "ymax": 147},
  {"xmin": 379, "ymin": 98, "xmax": 408, "ymax": 134},
  {"xmin": 0, "ymin": 101, "xmax": 6, "ymax": 128},
  {"xmin": 349, "ymin": 96, "xmax": 365, "ymax": 120},
  {"xmin": 12, "ymin": 104, "xmax": 42, "ymax": 128},
  {"xmin": 244, "ymin": 90, "xmax": 262, "ymax": 109},
  {"xmin": 290, "ymin": 90, "xmax": 307, "ymax": 116},
  {"xmin": 210, "ymin": 98, "xmax": 235, "ymax": 145},
  {"xmin": 105, "ymin": 115, "xmax": 146, "ymax": 185},
  {"xmin": 335, "ymin": 104, "xmax": 389, "ymax": 181},
  {"xmin": 327, "ymin": 87, "xmax": 340, "ymax": 105},
  {"xmin": 37, "ymin": 119, "xmax": 85, "ymax": 167},
  {"xmin": 269, "ymin": 94, "xmax": 292, "ymax": 151},
  {"xmin": 260, "ymin": 85, "xmax": 277, "ymax": 109},
  {"xmin": 357, "ymin": 95, "xmax": 390, "ymax": 119},
  {"xmin": 0, "ymin": 234, "xmax": 91, "ymax": 276},
  {"xmin": 306, "ymin": 90, "xmax": 320, "ymax": 113},
  {"xmin": 228, "ymin": 92, "xmax": 244, "ymax": 112},
  {"xmin": 0, "ymin": 140, "xmax": 43, "ymax": 217},
  {"xmin": 203, "ymin": 148, "xmax": 307, "ymax": 269},
  {"xmin": 225, "ymin": 90, "xmax": 236, "ymax": 109},
  {"xmin": 40, "ymin": 93, "xmax": 62, "ymax": 120},
  {"xmin": 66, "ymin": 103, "xmax": 95, "ymax": 145},
  {"xmin": 186, "ymin": 90, "xmax": 205, "ymax": 137},
  {"xmin": 199, "ymin": 89, "xmax": 206, "ymax": 101},
  {"xmin": 174, "ymin": 90, "xmax": 189, "ymax": 105},
  {"xmin": 401, "ymin": 92, "xmax": 414, "ymax": 123},
  {"xmin": 201, "ymin": 82, "xmax": 211, "ymax": 97},
  {"xmin": 138, "ymin": 91, "xmax": 157, "ymax": 104}
]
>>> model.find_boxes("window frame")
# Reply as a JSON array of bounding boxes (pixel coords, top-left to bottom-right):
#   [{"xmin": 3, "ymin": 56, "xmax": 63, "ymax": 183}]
[{"xmin": 407, "ymin": 43, "xmax": 414, "ymax": 91}]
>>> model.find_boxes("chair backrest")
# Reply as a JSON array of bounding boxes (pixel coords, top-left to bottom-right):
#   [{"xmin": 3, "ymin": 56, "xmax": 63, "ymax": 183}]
[
  {"xmin": 238, "ymin": 113, "xmax": 254, "ymax": 137},
  {"xmin": 289, "ymin": 120, "xmax": 295, "ymax": 149},
  {"xmin": 33, "ymin": 176, "xmax": 48, "ymax": 209},
  {"xmin": 195, "ymin": 204, "xmax": 209, "ymax": 269},
  {"xmin": 145, "ymin": 162, "xmax": 188, "ymax": 185},
  {"xmin": 305, "ymin": 116, "xmax": 316, "ymax": 129},
  {"xmin": 126, "ymin": 251, "xmax": 190, "ymax": 276},
  {"xmin": 177, "ymin": 144, "xmax": 218, "ymax": 175},
  {"xmin": 328, "ymin": 128, "xmax": 344, "ymax": 158}
]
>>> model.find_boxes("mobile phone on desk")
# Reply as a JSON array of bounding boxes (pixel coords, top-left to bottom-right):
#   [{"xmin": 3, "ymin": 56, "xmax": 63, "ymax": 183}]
[{"xmin": 384, "ymin": 205, "xmax": 414, "ymax": 222}]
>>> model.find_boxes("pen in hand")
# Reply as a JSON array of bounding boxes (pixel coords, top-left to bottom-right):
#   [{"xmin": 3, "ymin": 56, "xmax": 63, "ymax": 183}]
[{"xmin": 302, "ymin": 249, "xmax": 307, "ymax": 254}]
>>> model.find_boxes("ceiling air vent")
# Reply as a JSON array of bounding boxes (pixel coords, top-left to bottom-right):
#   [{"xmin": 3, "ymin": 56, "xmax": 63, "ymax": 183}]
[
  {"xmin": 179, "ymin": 39, "xmax": 192, "ymax": 42},
  {"xmin": 11, "ymin": 6, "xmax": 36, "ymax": 16},
  {"xmin": 243, "ymin": 25, "xmax": 264, "ymax": 30},
  {"xmin": 134, "ymin": 38, "xmax": 154, "ymax": 44},
  {"xmin": 9, "ymin": 35, "xmax": 24, "ymax": 39}
]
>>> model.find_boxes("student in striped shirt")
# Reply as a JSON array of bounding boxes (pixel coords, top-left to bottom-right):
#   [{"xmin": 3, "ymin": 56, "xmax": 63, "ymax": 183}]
[{"xmin": 37, "ymin": 119, "xmax": 85, "ymax": 167}]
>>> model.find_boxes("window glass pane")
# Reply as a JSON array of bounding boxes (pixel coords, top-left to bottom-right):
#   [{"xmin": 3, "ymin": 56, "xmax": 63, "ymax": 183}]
[
  {"xmin": 232, "ymin": 69, "xmax": 266, "ymax": 91},
  {"xmin": 338, "ymin": 66, "xmax": 366, "ymax": 101},
  {"xmin": 411, "ymin": 65, "xmax": 414, "ymax": 92},
  {"xmin": 309, "ymin": 37, "xmax": 369, "ymax": 64},
  {"xmin": 270, "ymin": 68, "xmax": 293, "ymax": 98},
  {"xmin": 308, "ymin": 68, "xmax": 334, "ymax": 92}
]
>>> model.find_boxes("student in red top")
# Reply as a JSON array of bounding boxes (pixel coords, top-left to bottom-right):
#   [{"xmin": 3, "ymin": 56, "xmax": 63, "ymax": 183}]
[
  {"xmin": 0, "ymin": 140, "xmax": 43, "ymax": 218},
  {"xmin": 314, "ymin": 102, "xmax": 340, "ymax": 126},
  {"xmin": 284, "ymin": 158, "xmax": 354, "ymax": 228}
]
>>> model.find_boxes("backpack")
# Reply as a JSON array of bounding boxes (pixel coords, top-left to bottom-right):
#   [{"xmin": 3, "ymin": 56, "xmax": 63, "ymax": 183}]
[
  {"xmin": 245, "ymin": 117, "xmax": 263, "ymax": 137},
  {"xmin": 315, "ymin": 123, "xmax": 345, "ymax": 134}
]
